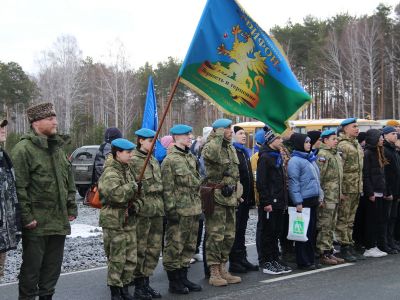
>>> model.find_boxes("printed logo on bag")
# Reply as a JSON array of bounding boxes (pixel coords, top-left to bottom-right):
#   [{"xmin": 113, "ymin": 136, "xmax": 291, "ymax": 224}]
[{"xmin": 293, "ymin": 219, "xmax": 304, "ymax": 234}]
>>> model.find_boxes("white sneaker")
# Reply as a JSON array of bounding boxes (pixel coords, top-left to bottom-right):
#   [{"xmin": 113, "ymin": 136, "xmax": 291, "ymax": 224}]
[
  {"xmin": 364, "ymin": 247, "xmax": 387, "ymax": 257},
  {"xmin": 372, "ymin": 247, "xmax": 387, "ymax": 257}
]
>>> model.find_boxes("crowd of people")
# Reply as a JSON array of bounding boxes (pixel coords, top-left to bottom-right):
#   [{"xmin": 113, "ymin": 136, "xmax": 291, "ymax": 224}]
[{"xmin": 2, "ymin": 101, "xmax": 400, "ymax": 300}]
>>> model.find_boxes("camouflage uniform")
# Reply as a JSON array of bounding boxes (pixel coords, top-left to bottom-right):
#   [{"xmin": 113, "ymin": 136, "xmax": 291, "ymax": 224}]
[
  {"xmin": 161, "ymin": 146, "xmax": 202, "ymax": 271},
  {"xmin": 11, "ymin": 131, "xmax": 77, "ymax": 299},
  {"xmin": 202, "ymin": 129, "xmax": 240, "ymax": 267},
  {"xmin": 316, "ymin": 143, "xmax": 343, "ymax": 254},
  {"xmin": 130, "ymin": 149, "xmax": 164, "ymax": 278},
  {"xmin": 335, "ymin": 134, "xmax": 363, "ymax": 246},
  {"xmin": 98, "ymin": 157, "xmax": 141, "ymax": 287}
]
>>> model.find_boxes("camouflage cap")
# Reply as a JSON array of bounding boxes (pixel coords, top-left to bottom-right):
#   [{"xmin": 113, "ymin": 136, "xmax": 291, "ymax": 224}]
[{"xmin": 26, "ymin": 102, "xmax": 56, "ymax": 123}]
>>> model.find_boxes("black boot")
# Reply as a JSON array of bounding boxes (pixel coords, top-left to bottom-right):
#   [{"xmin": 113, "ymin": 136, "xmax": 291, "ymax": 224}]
[
  {"xmin": 338, "ymin": 246, "xmax": 357, "ymax": 262},
  {"xmin": 109, "ymin": 286, "xmax": 123, "ymax": 300},
  {"xmin": 166, "ymin": 270, "xmax": 189, "ymax": 294},
  {"xmin": 229, "ymin": 250, "xmax": 247, "ymax": 273},
  {"xmin": 120, "ymin": 285, "xmax": 135, "ymax": 300},
  {"xmin": 39, "ymin": 295, "xmax": 53, "ymax": 300},
  {"xmin": 238, "ymin": 249, "xmax": 259, "ymax": 271},
  {"xmin": 144, "ymin": 276, "xmax": 162, "ymax": 298},
  {"xmin": 134, "ymin": 277, "xmax": 152, "ymax": 300},
  {"xmin": 180, "ymin": 267, "xmax": 202, "ymax": 292}
]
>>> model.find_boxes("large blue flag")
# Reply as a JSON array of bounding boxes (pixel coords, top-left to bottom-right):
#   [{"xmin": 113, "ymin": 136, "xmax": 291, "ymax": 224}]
[{"xmin": 142, "ymin": 76, "xmax": 167, "ymax": 162}]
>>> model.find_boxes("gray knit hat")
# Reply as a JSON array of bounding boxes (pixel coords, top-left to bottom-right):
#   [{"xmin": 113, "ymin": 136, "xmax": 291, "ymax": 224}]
[{"xmin": 26, "ymin": 102, "xmax": 56, "ymax": 123}]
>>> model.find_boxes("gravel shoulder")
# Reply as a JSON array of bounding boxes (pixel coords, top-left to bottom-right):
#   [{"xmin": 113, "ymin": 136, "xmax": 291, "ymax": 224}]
[{"xmin": 1, "ymin": 198, "xmax": 258, "ymax": 283}]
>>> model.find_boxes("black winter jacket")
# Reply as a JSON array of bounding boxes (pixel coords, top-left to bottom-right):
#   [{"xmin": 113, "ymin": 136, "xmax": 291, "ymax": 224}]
[
  {"xmin": 235, "ymin": 147, "xmax": 255, "ymax": 206},
  {"xmin": 383, "ymin": 140, "xmax": 400, "ymax": 197},
  {"xmin": 363, "ymin": 145, "xmax": 386, "ymax": 197},
  {"xmin": 256, "ymin": 145, "xmax": 287, "ymax": 210}
]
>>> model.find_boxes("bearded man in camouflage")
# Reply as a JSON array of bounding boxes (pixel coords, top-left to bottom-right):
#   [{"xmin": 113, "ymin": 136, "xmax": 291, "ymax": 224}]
[
  {"xmin": 161, "ymin": 124, "xmax": 202, "ymax": 295},
  {"xmin": 202, "ymin": 119, "xmax": 241, "ymax": 287},
  {"xmin": 12, "ymin": 103, "xmax": 77, "ymax": 300}
]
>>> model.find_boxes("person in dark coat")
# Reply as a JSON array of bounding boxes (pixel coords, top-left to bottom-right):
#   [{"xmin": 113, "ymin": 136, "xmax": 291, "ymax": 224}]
[
  {"xmin": 361, "ymin": 129, "xmax": 394, "ymax": 257},
  {"xmin": 92, "ymin": 127, "xmax": 123, "ymax": 183},
  {"xmin": 228, "ymin": 126, "xmax": 258, "ymax": 273},
  {"xmin": 256, "ymin": 126, "xmax": 292, "ymax": 275},
  {"xmin": 382, "ymin": 127, "xmax": 400, "ymax": 251},
  {"xmin": 0, "ymin": 115, "xmax": 21, "ymax": 280}
]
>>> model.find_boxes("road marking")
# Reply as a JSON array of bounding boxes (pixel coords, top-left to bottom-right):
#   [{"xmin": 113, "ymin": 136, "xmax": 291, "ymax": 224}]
[{"xmin": 260, "ymin": 263, "xmax": 354, "ymax": 283}]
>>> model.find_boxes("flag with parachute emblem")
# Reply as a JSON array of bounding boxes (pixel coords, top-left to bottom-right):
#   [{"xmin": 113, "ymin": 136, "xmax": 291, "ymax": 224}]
[{"xmin": 178, "ymin": 0, "xmax": 312, "ymax": 133}]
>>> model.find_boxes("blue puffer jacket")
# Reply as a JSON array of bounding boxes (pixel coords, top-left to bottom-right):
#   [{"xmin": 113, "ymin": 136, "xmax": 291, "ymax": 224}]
[{"xmin": 288, "ymin": 150, "xmax": 322, "ymax": 205}]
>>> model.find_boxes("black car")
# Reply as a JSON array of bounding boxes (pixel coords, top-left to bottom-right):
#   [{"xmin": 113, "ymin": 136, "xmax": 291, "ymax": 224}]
[{"xmin": 69, "ymin": 145, "xmax": 100, "ymax": 197}]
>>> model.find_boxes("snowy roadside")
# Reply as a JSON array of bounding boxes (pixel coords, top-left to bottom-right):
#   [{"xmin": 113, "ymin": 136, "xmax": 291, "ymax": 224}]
[{"xmin": 1, "ymin": 198, "xmax": 258, "ymax": 284}]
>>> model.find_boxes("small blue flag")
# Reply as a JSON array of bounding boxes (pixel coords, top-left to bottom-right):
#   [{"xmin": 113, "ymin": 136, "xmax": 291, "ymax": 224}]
[{"xmin": 142, "ymin": 76, "xmax": 167, "ymax": 162}]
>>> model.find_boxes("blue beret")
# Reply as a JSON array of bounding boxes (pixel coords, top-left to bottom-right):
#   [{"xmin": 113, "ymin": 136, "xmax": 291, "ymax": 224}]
[
  {"xmin": 341, "ymin": 118, "xmax": 357, "ymax": 126},
  {"xmin": 135, "ymin": 128, "xmax": 156, "ymax": 138},
  {"xmin": 382, "ymin": 126, "xmax": 397, "ymax": 135},
  {"xmin": 170, "ymin": 124, "xmax": 193, "ymax": 135},
  {"xmin": 111, "ymin": 138, "xmax": 136, "ymax": 150},
  {"xmin": 320, "ymin": 129, "xmax": 337, "ymax": 139},
  {"xmin": 255, "ymin": 129, "xmax": 266, "ymax": 145},
  {"xmin": 212, "ymin": 118, "xmax": 232, "ymax": 129}
]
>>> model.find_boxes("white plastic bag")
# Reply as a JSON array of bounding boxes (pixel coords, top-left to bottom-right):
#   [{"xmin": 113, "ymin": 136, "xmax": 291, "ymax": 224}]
[{"xmin": 287, "ymin": 207, "xmax": 310, "ymax": 242}]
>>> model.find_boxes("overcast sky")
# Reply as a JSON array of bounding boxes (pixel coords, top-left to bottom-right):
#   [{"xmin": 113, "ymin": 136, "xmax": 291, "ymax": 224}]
[{"xmin": 1, "ymin": 0, "xmax": 398, "ymax": 74}]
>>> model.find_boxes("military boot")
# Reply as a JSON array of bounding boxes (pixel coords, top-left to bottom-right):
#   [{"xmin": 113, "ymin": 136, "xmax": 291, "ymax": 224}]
[
  {"xmin": 320, "ymin": 253, "xmax": 337, "ymax": 265},
  {"xmin": 38, "ymin": 295, "xmax": 53, "ymax": 300},
  {"xmin": 144, "ymin": 276, "xmax": 162, "ymax": 298},
  {"xmin": 180, "ymin": 267, "xmax": 202, "ymax": 292},
  {"xmin": 134, "ymin": 278, "xmax": 152, "ymax": 300},
  {"xmin": 219, "ymin": 262, "xmax": 241, "ymax": 284},
  {"xmin": 109, "ymin": 286, "xmax": 123, "ymax": 300},
  {"xmin": 166, "ymin": 270, "xmax": 189, "ymax": 294},
  {"xmin": 208, "ymin": 264, "xmax": 228, "ymax": 287},
  {"xmin": 120, "ymin": 285, "xmax": 135, "ymax": 300},
  {"xmin": 338, "ymin": 246, "xmax": 357, "ymax": 262},
  {"xmin": 351, "ymin": 245, "xmax": 367, "ymax": 260}
]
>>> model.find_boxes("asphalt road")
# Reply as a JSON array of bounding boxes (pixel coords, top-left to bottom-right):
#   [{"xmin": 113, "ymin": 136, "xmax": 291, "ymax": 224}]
[{"xmin": 1, "ymin": 244, "xmax": 400, "ymax": 300}]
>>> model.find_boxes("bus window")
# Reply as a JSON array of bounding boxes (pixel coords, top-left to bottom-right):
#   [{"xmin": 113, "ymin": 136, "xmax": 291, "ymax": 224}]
[
  {"xmin": 294, "ymin": 126, "xmax": 306, "ymax": 134},
  {"xmin": 322, "ymin": 126, "xmax": 339, "ymax": 132}
]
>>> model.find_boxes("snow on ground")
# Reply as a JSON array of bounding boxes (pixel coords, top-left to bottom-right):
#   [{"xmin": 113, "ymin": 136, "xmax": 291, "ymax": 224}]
[{"xmin": 68, "ymin": 224, "xmax": 102, "ymax": 238}]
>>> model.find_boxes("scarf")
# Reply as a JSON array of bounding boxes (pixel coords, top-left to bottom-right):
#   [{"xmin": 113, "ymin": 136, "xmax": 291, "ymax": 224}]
[{"xmin": 233, "ymin": 142, "xmax": 250, "ymax": 159}]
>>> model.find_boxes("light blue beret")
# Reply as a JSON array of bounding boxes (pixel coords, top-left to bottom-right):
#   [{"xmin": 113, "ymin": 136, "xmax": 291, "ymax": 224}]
[
  {"xmin": 135, "ymin": 128, "xmax": 156, "ymax": 138},
  {"xmin": 212, "ymin": 118, "xmax": 232, "ymax": 129},
  {"xmin": 170, "ymin": 124, "xmax": 193, "ymax": 135},
  {"xmin": 341, "ymin": 118, "xmax": 357, "ymax": 127},
  {"xmin": 255, "ymin": 129, "xmax": 266, "ymax": 145},
  {"xmin": 111, "ymin": 138, "xmax": 136, "ymax": 150},
  {"xmin": 320, "ymin": 129, "xmax": 337, "ymax": 139}
]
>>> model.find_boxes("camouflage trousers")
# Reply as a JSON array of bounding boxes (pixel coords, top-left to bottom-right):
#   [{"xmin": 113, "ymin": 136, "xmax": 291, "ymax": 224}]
[
  {"xmin": 103, "ymin": 227, "xmax": 137, "ymax": 287},
  {"xmin": 135, "ymin": 216, "xmax": 163, "ymax": 277},
  {"xmin": 163, "ymin": 215, "xmax": 200, "ymax": 271},
  {"xmin": 335, "ymin": 193, "xmax": 360, "ymax": 246},
  {"xmin": 205, "ymin": 203, "xmax": 236, "ymax": 267},
  {"xmin": 0, "ymin": 252, "xmax": 5, "ymax": 278},
  {"xmin": 316, "ymin": 202, "xmax": 339, "ymax": 254}
]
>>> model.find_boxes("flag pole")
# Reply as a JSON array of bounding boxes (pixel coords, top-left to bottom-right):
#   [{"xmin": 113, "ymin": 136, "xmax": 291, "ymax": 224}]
[{"xmin": 137, "ymin": 76, "xmax": 180, "ymax": 182}]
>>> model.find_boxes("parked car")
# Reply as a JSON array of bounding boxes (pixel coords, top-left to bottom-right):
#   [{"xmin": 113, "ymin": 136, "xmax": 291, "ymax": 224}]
[{"xmin": 69, "ymin": 145, "xmax": 100, "ymax": 197}]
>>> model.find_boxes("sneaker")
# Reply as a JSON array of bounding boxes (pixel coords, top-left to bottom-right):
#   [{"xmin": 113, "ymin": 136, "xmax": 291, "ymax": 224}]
[
  {"xmin": 262, "ymin": 261, "xmax": 285, "ymax": 275},
  {"xmin": 363, "ymin": 247, "xmax": 387, "ymax": 258},
  {"xmin": 274, "ymin": 260, "xmax": 292, "ymax": 273},
  {"xmin": 373, "ymin": 247, "xmax": 388, "ymax": 256},
  {"xmin": 190, "ymin": 258, "xmax": 196, "ymax": 264}
]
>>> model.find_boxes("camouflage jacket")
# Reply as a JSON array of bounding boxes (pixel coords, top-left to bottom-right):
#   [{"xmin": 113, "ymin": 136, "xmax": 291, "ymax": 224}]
[
  {"xmin": 98, "ymin": 158, "xmax": 140, "ymax": 229},
  {"xmin": 130, "ymin": 149, "xmax": 164, "ymax": 217},
  {"xmin": 161, "ymin": 146, "xmax": 202, "ymax": 217},
  {"xmin": 337, "ymin": 134, "xmax": 364, "ymax": 194},
  {"xmin": 11, "ymin": 131, "xmax": 77, "ymax": 236},
  {"xmin": 317, "ymin": 144, "xmax": 343, "ymax": 204},
  {"xmin": 202, "ymin": 130, "xmax": 240, "ymax": 207},
  {"xmin": 0, "ymin": 148, "xmax": 21, "ymax": 252}
]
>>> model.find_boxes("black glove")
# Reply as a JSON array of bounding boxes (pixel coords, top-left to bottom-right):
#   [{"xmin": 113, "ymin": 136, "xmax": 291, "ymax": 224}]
[
  {"xmin": 128, "ymin": 205, "xmax": 136, "ymax": 216},
  {"xmin": 221, "ymin": 185, "xmax": 234, "ymax": 197},
  {"xmin": 167, "ymin": 214, "xmax": 179, "ymax": 224}
]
